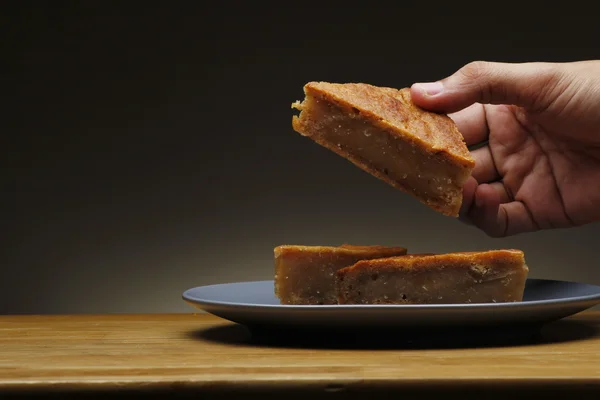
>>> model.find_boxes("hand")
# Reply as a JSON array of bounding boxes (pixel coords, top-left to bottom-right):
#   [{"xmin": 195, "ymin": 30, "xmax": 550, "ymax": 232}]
[{"xmin": 410, "ymin": 60, "xmax": 600, "ymax": 237}]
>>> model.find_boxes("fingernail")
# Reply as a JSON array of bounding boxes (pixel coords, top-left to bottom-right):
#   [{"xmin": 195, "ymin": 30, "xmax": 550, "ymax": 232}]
[{"xmin": 413, "ymin": 81, "xmax": 444, "ymax": 96}]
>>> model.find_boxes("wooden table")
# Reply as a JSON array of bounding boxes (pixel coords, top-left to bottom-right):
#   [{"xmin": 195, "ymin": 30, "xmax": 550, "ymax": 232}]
[{"xmin": 1, "ymin": 312, "xmax": 600, "ymax": 399}]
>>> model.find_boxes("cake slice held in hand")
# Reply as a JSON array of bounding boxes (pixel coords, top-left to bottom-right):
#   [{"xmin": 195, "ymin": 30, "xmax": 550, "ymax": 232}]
[
  {"xmin": 336, "ymin": 250, "xmax": 529, "ymax": 304},
  {"xmin": 291, "ymin": 82, "xmax": 475, "ymax": 217},
  {"xmin": 274, "ymin": 244, "xmax": 407, "ymax": 305}
]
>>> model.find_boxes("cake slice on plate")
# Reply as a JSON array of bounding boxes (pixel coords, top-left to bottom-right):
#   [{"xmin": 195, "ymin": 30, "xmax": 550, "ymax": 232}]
[
  {"xmin": 336, "ymin": 250, "xmax": 529, "ymax": 304},
  {"xmin": 274, "ymin": 244, "xmax": 407, "ymax": 305},
  {"xmin": 291, "ymin": 82, "xmax": 475, "ymax": 217}
]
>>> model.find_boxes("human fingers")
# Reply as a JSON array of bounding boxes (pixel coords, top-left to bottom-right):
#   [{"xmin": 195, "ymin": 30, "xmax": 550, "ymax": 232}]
[
  {"xmin": 459, "ymin": 176, "xmax": 477, "ymax": 225},
  {"xmin": 458, "ymin": 179, "xmax": 507, "ymax": 226},
  {"xmin": 467, "ymin": 183, "xmax": 539, "ymax": 237},
  {"xmin": 484, "ymin": 181, "xmax": 512, "ymax": 204},
  {"xmin": 470, "ymin": 145, "xmax": 501, "ymax": 184},
  {"xmin": 448, "ymin": 103, "xmax": 489, "ymax": 146},
  {"xmin": 465, "ymin": 183, "xmax": 503, "ymax": 236},
  {"xmin": 410, "ymin": 61, "xmax": 561, "ymax": 114}
]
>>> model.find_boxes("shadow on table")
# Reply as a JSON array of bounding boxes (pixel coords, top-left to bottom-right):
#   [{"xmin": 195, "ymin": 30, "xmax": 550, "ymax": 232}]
[{"xmin": 186, "ymin": 319, "xmax": 598, "ymax": 350}]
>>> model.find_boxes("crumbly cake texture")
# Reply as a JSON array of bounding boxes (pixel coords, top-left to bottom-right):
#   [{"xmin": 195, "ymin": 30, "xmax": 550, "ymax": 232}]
[
  {"xmin": 291, "ymin": 82, "xmax": 476, "ymax": 217},
  {"xmin": 336, "ymin": 250, "xmax": 529, "ymax": 305},
  {"xmin": 274, "ymin": 244, "xmax": 408, "ymax": 305}
]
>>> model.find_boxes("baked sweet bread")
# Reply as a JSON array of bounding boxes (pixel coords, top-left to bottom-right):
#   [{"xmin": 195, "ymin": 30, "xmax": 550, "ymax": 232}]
[
  {"xmin": 274, "ymin": 244, "xmax": 407, "ymax": 305},
  {"xmin": 335, "ymin": 250, "xmax": 529, "ymax": 304},
  {"xmin": 292, "ymin": 82, "xmax": 475, "ymax": 217}
]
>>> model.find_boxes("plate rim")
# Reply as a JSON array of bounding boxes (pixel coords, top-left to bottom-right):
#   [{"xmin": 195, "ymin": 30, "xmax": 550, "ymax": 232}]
[{"xmin": 182, "ymin": 278, "xmax": 600, "ymax": 311}]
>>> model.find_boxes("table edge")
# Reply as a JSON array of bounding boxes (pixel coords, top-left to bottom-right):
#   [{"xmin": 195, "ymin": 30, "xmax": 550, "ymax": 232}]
[{"xmin": 2, "ymin": 377, "xmax": 600, "ymax": 393}]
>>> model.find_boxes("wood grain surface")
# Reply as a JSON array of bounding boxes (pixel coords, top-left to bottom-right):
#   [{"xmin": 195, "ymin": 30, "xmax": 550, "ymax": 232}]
[{"xmin": 1, "ymin": 312, "xmax": 600, "ymax": 398}]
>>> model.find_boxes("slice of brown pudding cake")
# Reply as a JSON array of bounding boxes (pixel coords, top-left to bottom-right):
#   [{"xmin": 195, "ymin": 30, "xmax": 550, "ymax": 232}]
[
  {"xmin": 274, "ymin": 244, "xmax": 407, "ymax": 305},
  {"xmin": 335, "ymin": 250, "xmax": 529, "ymax": 304},
  {"xmin": 291, "ymin": 82, "xmax": 475, "ymax": 217}
]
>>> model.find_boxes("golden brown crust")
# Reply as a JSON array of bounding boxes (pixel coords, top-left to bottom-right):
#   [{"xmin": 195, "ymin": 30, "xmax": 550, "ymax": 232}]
[
  {"xmin": 274, "ymin": 244, "xmax": 408, "ymax": 258},
  {"xmin": 335, "ymin": 249, "xmax": 529, "ymax": 304},
  {"xmin": 338, "ymin": 250, "xmax": 526, "ymax": 275},
  {"xmin": 274, "ymin": 244, "xmax": 408, "ymax": 305},
  {"xmin": 299, "ymin": 82, "xmax": 474, "ymax": 167},
  {"xmin": 291, "ymin": 81, "xmax": 475, "ymax": 217}
]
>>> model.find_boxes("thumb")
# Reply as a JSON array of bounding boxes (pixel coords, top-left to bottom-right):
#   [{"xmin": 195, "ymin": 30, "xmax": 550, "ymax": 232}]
[{"xmin": 410, "ymin": 61, "xmax": 561, "ymax": 113}]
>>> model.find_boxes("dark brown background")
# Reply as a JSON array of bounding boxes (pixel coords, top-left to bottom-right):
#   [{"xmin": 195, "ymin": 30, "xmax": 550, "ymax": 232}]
[{"xmin": 3, "ymin": 3, "xmax": 599, "ymax": 314}]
